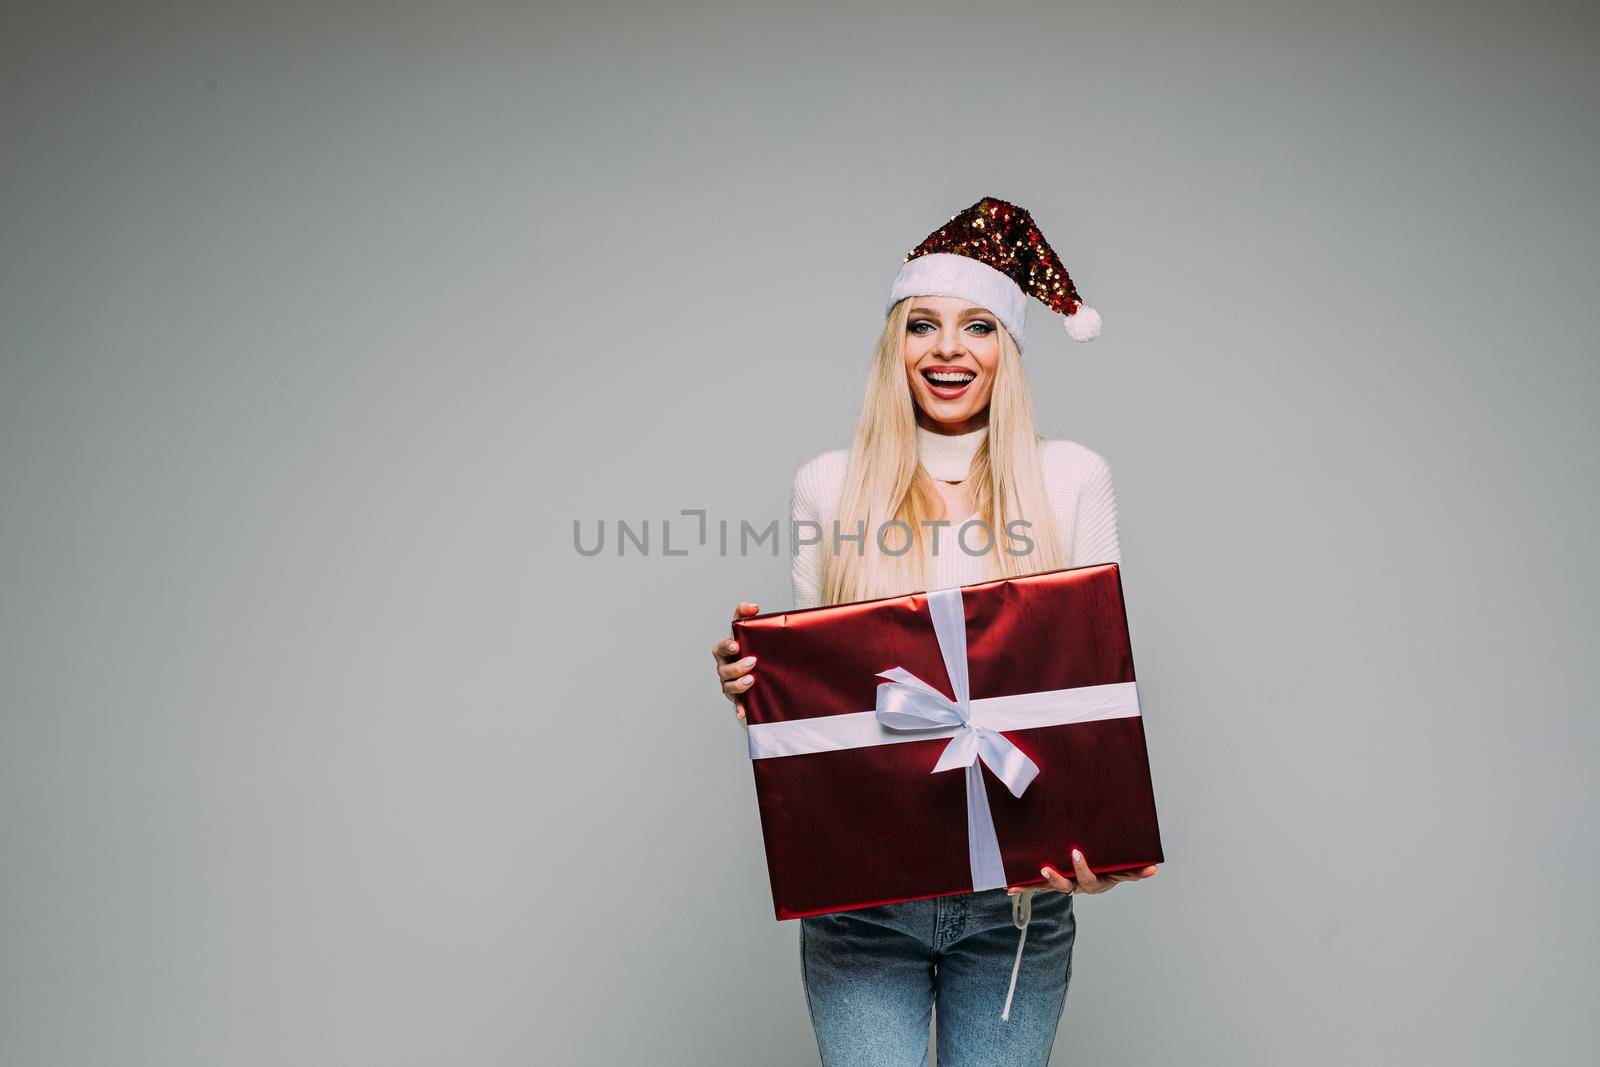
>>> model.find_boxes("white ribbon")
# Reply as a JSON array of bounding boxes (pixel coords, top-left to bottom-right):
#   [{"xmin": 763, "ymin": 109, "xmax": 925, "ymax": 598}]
[
  {"xmin": 873, "ymin": 586, "xmax": 1038, "ymax": 892},
  {"xmin": 746, "ymin": 586, "xmax": 1142, "ymax": 893}
]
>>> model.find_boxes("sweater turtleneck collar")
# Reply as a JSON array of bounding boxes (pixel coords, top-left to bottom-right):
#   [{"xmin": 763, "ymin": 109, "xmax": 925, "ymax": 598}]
[{"xmin": 916, "ymin": 422, "xmax": 988, "ymax": 482}]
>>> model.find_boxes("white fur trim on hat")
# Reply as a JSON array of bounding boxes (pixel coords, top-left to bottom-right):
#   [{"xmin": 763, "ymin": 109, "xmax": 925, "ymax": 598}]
[{"xmin": 885, "ymin": 252, "xmax": 1029, "ymax": 351}]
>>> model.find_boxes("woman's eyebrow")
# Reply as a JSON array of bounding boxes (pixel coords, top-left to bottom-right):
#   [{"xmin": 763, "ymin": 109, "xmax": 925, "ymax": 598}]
[{"xmin": 908, "ymin": 306, "xmax": 995, "ymax": 319}]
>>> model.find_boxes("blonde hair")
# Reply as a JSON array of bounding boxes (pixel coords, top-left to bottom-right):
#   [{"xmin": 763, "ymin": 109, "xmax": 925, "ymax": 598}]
[{"xmin": 820, "ymin": 297, "xmax": 1066, "ymax": 605}]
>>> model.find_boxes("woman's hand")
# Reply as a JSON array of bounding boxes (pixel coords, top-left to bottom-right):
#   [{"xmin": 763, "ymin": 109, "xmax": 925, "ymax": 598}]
[
  {"xmin": 713, "ymin": 602, "xmax": 761, "ymax": 723},
  {"xmin": 1007, "ymin": 848, "xmax": 1158, "ymax": 896}
]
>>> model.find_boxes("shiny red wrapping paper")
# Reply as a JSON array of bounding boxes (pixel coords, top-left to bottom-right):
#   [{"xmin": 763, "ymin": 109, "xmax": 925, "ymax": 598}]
[{"xmin": 733, "ymin": 563, "xmax": 1163, "ymax": 921}]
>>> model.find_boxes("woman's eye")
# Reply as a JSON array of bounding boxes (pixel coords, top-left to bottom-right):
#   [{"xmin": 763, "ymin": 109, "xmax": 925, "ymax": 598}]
[
  {"xmin": 967, "ymin": 321, "xmax": 995, "ymax": 335},
  {"xmin": 908, "ymin": 321, "xmax": 935, "ymax": 334}
]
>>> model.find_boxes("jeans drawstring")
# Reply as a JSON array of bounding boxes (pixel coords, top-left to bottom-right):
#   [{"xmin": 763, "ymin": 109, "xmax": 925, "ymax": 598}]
[{"xmin": 1000, "ymin": 888, "xmax": 1036, "ymax": 1021}]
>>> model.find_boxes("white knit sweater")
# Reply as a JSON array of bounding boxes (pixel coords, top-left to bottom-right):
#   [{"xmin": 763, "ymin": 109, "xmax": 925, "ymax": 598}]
[{"xmin": 789, "ymin": 424, "xmax": 1122, "ymax": 610}]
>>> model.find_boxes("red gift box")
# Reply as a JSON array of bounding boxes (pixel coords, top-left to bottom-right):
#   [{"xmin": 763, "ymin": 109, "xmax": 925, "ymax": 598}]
[{"xmin": 733, "ymin": 563, "xmax": 1164, "ymax": 921}]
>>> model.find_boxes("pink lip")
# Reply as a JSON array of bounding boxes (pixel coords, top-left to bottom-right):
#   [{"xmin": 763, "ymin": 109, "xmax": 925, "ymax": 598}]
[{"xmin": 922, "ymin": 366, "xmax": 976, "ymax": 400}]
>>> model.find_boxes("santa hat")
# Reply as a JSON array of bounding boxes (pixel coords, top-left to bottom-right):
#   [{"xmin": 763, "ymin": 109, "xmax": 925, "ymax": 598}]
[{"xmin": 885, "ymin": 196, "xmax": 1101, "ymax": 349}]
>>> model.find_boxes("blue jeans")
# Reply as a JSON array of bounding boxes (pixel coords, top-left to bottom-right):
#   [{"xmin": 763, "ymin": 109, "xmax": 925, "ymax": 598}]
[{"xmin": 799, "ymin": 888, "xmax": 1076, "ymax": 1066}]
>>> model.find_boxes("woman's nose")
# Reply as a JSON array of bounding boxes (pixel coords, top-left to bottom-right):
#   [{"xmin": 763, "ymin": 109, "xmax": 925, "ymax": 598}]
[{"xmin": 935, "ymin": 327, "xmax": 965, "ymax": 357}]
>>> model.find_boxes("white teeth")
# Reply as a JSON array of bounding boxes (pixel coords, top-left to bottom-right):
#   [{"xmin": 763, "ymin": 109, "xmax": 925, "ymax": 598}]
[{"xmin": 927, "ymin": 371, "xmax": 976, "ymax": 384}]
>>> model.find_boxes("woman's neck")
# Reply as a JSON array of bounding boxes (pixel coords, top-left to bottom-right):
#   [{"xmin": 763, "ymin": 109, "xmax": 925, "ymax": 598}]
[
  {"xmin": 915, "ymin": 411, "xmax": 988, "ymax": 436},
  {"xmin": 916, "ymin": 421, "xmax": 987, "ymax": 483}
]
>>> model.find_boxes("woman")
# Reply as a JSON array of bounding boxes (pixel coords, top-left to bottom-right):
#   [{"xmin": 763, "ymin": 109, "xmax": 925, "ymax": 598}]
[{"xmin": 711, "ymin": 197, "xmax": 1158, "ymax": 1065}]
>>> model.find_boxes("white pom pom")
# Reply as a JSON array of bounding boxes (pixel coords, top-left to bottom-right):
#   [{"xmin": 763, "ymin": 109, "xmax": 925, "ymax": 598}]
[{"xmin": 1063, "ymin": 306, "xmax": 1101, "ymax": 342}]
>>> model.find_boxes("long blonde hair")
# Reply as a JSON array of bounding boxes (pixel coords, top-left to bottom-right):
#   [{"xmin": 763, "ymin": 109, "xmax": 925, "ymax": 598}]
[{"xmin": 820, "ymin": 297, "xmax": 1066, "ymax": 605}]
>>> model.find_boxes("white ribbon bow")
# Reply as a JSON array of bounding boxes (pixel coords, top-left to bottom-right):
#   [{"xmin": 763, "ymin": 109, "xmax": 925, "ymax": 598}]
[{"xmin": 873, "ymin": 586, "xmax": 1039, "ymax": 892}]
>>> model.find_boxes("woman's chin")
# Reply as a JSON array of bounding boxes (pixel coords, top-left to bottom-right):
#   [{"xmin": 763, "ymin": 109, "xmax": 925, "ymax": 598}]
[{"xmin": 917, "ymin": 394, "xmax": 981, "ymax": 426}]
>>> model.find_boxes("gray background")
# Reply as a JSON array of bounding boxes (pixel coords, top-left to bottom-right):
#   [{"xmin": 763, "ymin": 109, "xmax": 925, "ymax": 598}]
[{"xmin": 2, "ymin": 1, "xmax": 1595, "ymax": 1064}]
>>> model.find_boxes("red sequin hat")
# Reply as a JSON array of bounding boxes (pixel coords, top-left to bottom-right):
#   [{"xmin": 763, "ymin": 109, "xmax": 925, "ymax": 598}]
[{"xmin": 885, "ymin": 196, "xmax": 1101, "ymax": 350}]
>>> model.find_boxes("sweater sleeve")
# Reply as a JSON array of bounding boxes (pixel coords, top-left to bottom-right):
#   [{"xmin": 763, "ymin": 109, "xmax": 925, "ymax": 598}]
[
  {"xmin": 790, "ymin": 462, "xmax": 825, "ymax": 610},
  {"xmin": 1070, "ymin": 449, "xmax": 1122, "ymax": 567}
]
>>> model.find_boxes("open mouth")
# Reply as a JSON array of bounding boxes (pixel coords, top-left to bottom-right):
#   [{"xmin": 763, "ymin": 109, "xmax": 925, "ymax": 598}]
[{"xmin": 921, "ymin": 367, "xmax": 977, "ymax": 399}]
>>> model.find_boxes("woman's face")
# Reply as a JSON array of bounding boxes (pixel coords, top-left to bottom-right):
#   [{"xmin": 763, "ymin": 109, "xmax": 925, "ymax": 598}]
[{"xmin": 902, "ymin": 294, "xmax": 1002, "ymax": 433}]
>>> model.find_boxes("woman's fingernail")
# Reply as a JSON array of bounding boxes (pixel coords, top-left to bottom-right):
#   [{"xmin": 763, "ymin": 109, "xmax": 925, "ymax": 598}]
[
  {"xmin": 1072, "ymin": 849, "xmax": 1083, "ymax": 863},
  {"xmin": 1041, "ymin": 867, "xmax": 1053, "ymax": 879},
  {"xmin": 741, "ymin": 676, "xmax": 754, "ymax": 686},
  {"xmin": 739, "ymin": 656, "xmax": 757, "ymax": 668}
]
